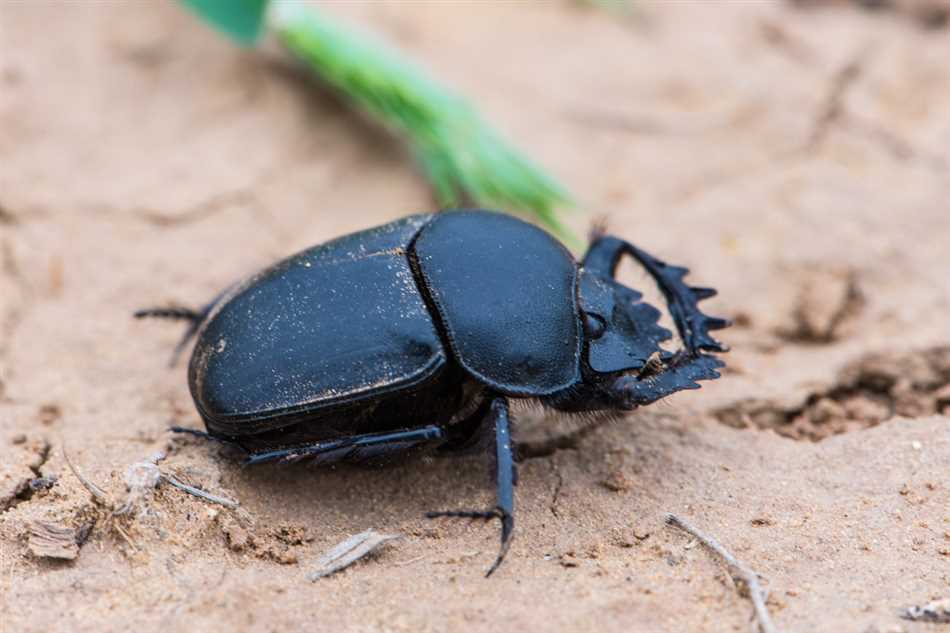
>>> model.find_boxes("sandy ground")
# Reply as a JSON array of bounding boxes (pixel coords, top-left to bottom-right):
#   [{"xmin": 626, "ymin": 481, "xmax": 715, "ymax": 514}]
[{"xmin": 1, "ymin": 2, "xmax": 949, "ymax": 632}]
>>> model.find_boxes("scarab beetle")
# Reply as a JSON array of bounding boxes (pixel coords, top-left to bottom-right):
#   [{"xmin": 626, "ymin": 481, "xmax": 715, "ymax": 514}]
[{"xmin": 137, "ymin": 210, "xmax": 728, "ymax": 575}]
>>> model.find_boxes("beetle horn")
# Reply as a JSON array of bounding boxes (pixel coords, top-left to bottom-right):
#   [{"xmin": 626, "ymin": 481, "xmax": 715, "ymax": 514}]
[{"xmin": 617, "ymin": 241, "xmax": 730, "ymax": 355}]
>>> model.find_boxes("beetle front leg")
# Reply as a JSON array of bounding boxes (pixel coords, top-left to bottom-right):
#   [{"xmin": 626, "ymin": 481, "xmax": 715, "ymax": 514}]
[
  {"xmin": 242, "ymin": 426, "xmax": 447, "ymax": 465},
  {"xmin": 426, "ymin": 396, "xmax": 515, "ymax": 577}
]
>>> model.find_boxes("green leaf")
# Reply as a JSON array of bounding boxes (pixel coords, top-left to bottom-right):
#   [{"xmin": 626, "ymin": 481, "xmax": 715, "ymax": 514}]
[
  {"xmin": 270, "ymin": 1, "xmax": 577, "ymax": 244},
  {"xmin": 179, "ymin": 0, "xmax": 270, "ymax": 46}
]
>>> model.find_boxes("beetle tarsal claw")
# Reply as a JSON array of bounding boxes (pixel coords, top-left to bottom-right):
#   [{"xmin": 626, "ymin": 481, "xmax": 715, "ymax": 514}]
[
  {"xmin": 426, "ymin": 506, "xmax": 514, "ymax": 576},
  {"xmin": 486, "ymin": 510, "xmax": 514, "ymax": 578},
  {"xmin": 425, "ymin": 508, "xmax": 501, "ymax": 521}
]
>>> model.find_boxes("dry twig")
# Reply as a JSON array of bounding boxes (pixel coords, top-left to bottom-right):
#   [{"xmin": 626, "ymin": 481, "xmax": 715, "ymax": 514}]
[
  {"xmin": 665, "ymin": 513, "xmax": 781, "ymax": 633},
  {"xmin": 63, "ymin": 447, "xmax": 110, "ymax": 506},
  {"xmin": 67, "ymin": 447, "xmax": 239, "ymax": 511},
  {"xmin": 162, "ymin": 473, "xmax": 239, "ymax": 509},
  {"xmin": 64, "ymin": 446, "xmax": 241, "ymax": 555},
  {"xmin": 307, "ymin": 529, "xmax": 402, "ymax": 580},
  {"xmin": 902, "ymin": 598, "xmax": 950, "ymax": 624},
  {"xmin": 63, "ymin": 446, "xmax": 141, "ymax": 552}
]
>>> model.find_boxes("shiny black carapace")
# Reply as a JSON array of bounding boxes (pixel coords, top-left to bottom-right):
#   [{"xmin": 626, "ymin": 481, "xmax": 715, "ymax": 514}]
[{"xmin": 137, "ymin": 210, "xmax": 729, "ymax": 575}]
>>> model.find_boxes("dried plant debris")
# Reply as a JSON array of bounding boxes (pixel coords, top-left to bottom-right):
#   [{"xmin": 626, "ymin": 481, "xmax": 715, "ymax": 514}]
[
  {"xmin": 665, "ymin": 514, "xmax": 781, "ymax": 633},
  {"xmin": 28, "ymin": 520, "xmax": 79, "ymax": 560},
  {"xmin": 67, "ymin": 448, "xmax": 239, "ymax": 514},
  {"xmin": 63, "ymin": 447, "xmax": 241, "ymax": 556},
  {"xmin": 715, "ymin": 346, "xmax": 950, "ymax": 441},
  {"xmin": 901, "ymin": 597, "xmax": 950, "ymax": 623},
  {"xmin": 63, "ymin": 449, "xmax": 110, "ymax": 505},
  {"xmin": 307, "ymin": 529, "xmax": 402, "ymax": 580},
  {"xmin": 163, "ymin": 472, "xmax": 239, "ymax": 509},
  {"xmin": 114, "ymin": 452, "xmax": 165, "ymax": 516}
]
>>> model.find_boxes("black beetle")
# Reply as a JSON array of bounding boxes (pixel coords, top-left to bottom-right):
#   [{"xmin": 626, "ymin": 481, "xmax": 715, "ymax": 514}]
[{"xmin": 137, "ymin": 210, "xmax": 728, "ymax": 575}]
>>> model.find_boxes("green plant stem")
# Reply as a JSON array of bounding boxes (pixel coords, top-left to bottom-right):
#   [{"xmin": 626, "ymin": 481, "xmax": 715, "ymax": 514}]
[{"xmin": 270, "ymin": 2, "xmax": 576, "ymax": 244}]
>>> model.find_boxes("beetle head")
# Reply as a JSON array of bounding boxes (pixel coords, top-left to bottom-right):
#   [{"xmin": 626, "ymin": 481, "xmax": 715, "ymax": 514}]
[{"xmin": 577, "ymin": 269, "xmax": 673, "ymax": 377}]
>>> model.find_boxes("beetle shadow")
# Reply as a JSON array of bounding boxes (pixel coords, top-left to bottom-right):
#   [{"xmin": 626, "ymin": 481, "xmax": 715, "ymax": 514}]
[{"xmin": 219, "ymin": 448, "xmax": 498, "ymax": 528}]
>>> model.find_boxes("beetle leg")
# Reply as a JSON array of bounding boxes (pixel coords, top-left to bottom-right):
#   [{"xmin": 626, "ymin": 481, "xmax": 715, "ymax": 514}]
[
  {"xmin": 426, "ymin": 397, "xmax": 515, "ymax": 577},
  {"xmin": 135, "ymin": 287, "xmax": 232, "ymax": 367},
  {"xmin": 170, "ymin": 425, "xmax": 235, "ymax": 444},
  {"xmin": 165, "ymin": 426, "xmax": 256, "ymax": 463},
  {"xmin": 437, "ymin": 397, "xmax": 494, "ymax": 453},
  {"xmin": 242, "ymin": 425, "xmax": 446, "ymax": 466},
  {"xmin": 133, "ymin": 306, "xmax": 203, "ymax": 321},
  {"xmin": 582, "ymin": 235, "xmax": 729, "ymax": 355}
]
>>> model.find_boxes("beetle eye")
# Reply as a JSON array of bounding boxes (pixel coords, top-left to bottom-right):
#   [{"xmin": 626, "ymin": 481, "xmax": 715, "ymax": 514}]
[{"xmin": 584, "ymin": 313, "xmax": 607, "ymax": 340}]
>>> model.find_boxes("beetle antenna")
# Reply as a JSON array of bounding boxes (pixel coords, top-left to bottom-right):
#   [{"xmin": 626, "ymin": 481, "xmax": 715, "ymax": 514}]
[
  {"xmin": 134, "ymin": 306, "xmax": 203, "ymax": 321},
  {"xmin": 134, "ymin": 305, "xmax": 209, "ymax": 367}
]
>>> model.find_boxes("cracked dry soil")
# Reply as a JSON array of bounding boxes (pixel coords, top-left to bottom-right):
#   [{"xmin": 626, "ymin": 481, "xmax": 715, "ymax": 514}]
[{"xmin": 1, "ymin": 3, "xmax": 949, "ymax": 633}]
